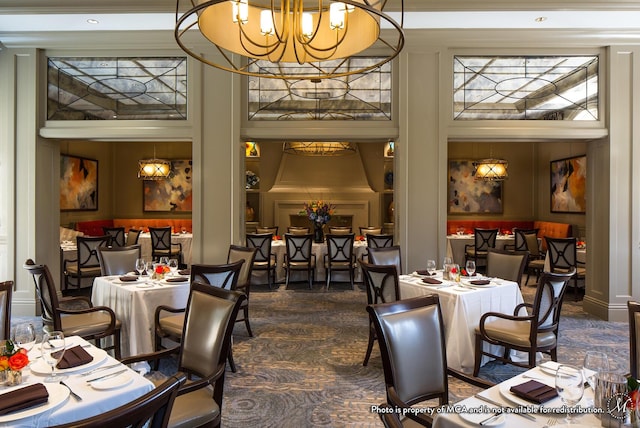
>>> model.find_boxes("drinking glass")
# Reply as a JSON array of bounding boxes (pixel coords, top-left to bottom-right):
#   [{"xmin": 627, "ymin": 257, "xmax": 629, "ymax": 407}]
[
  {"xmin": 159, "ymin": 256, "xmax": 169, "ymax": 266},
  {"xmin": 583, "ymin": 351, "xmax": 609, "ymax": 406},
  {"xmin": 41, "ymin": 331, "xmax": 66, "ymax": 382},
  {"xmin": 465, "ymin": 260, "xmax": 476, "ymax": 276},
  {"xmin": 168, "ymin": 259, "xmax": 179, "ymax": 276},
  {"xmin": 12, "ymin": 323, "xmax": 36, "ymax": 353},
  {"xmin": 145, "ymin": 261, "xmax": 154, "ymax": 278},
  {"xmin": 426, "ymin": 260, "xmax": 436, "ymax": 275},
  {"xmin": 555, "ymin": 364, "xmax": 585, "ymax": 424},
  {"xmin": 443, "ymin": 257, "xmax": 453, "ymax": 271},
  {"xmin": 135, "ymin": 258, "xmax": 146, "ymax": 276}
]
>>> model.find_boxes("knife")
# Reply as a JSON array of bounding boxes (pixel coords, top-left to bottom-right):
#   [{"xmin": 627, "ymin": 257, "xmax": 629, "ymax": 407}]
[
  {"xmin": 473, "ymin": 394, "xmax": 537, "ymax": 421},
  {"xmin": 85, "ymin": 368, "xmax": 127, "ymax": 383},
  {"xmin": 80, "ymin": 363, "xmax": 121, "ymax": 377}
]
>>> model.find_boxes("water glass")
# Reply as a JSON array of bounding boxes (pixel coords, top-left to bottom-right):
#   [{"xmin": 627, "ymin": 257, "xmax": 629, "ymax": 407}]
[
  {"xmin": 426, "ymin": 260, "xmax": 436, "ymax": 275},
  {"xmin": 159, "ymin": 256, "xmax": 169, "ymax": 266},
  {"xmin": 465, "ymin": 260, "xmax": 476, "ymax": 276},
  {"xmin": 135, "ymin": 258, "xmax": 146, "ymax": 276},
  {"xmin": 41, "ymin": 331, "xmax": 66, "ymax": 382},
  {"xmin": 12, "ymin": 323, "xmax": 36, "ymax": 353},
  {"xmin": 145, "ymin": 261, "xmax": 154, "ymax": 278},
  {"xmin": 168, "ymin": 259, "xmax": 179, "ymax": 276},
  {"xmin": 443, "ymin": 257, "xmax": 453, "ymax": 271},
  {"xmin": 555, "ymin": 364, "xmax": 584, "ymax": 424}
]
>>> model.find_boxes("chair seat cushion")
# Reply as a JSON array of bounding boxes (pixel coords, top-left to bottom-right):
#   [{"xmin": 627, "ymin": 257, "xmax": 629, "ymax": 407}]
[
  {"xmin": 476, "ymin": 319, "xmax": 556, "ymax": 348},
  {"xmin": 59, "ymin": 312, "xmax": 120, "ymax": 337},
  {"xmin": 287, "ymin": 261, "xmax": 315, "ymax": 269},
  {"xmin": 465, "ymin": 248, "xmax": 488, "ymax": 257},
  {"xmin": 65, "ymin": 265, "xmax": 102, "ymax": 277},
  {"xmin": 325, "ymin": 261, "xmax": 355, "ymax": 269},
  {"xmin": 159, "ymin": 314, "xmax": 185, "ymax": 337},
  {"xmin": 153, "ymin": 249, "xmax": 181, "ymax": 256},
  {"xmin": 253, "ymin": 260, "xmax": 276, "ymax": 268},
  {"xmin": 553, "ymin": 267, "xmax": 586, "ymax": 277},
  {"xmin": 169, "ymin": 384, "xmax": 220, "ymax": 428},
  {"xmin": 528, "ymin": 259, "xmax": 545, "ymax": 269}
]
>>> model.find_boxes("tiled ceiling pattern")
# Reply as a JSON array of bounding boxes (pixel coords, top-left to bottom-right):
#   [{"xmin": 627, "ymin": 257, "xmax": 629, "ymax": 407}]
[
  {"xmin": 247, "ymin": 58, "xmax": 392, "ymax": 121},
  {"xmin": 453, "ymin": 55, "xmax": 598, "ymax": 120},
  {"xmin": 47, "ymin": 57, "xmax": 187, "ymax": 120}
]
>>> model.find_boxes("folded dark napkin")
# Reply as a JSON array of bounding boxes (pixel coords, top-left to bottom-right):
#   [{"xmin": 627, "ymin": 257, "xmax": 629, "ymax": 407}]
[
  {"xmin": 178, "ymin": 269, "xmax": 190, "ymax": 276},
  {"xmin": 509, "ymin": 380, "xmax": 558, "ymax": 404},
  {"xmin": 0, "ymin": 383, "xmax": 49, "ymax": 416},
  {"xmin": 119, "ymin": 275, "xmax": 138, "ymax": 282},
  {"xmin": 470, "ymin": 279, "xmax": 491, "ymax": 285},
  {"xmin": 166, "ymin": 277, "xmax": 189, "ymax": 282},
  {"xmin": 422, "ymin": 277, "xmax": 442, "ymax": 285},
  {"xmin": 55, "ymin": 345, "xmax": 93, "ymax": 369},
  {"xmin": 415, "ymin": 269, "xmax": 435, "ymax": 276}
]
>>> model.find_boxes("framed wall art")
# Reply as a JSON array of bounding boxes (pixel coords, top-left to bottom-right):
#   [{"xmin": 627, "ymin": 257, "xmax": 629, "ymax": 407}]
[
  {"xmin": 550, "ymin": 155, "xmax": 586, "ymax": 213},
  {"xmin": 448, "ymin": 160, "xmax": 503, "ymax": 214},
  {"xmin": 60, "ymin": 154, "xmax": 98, "ymax": 211},
  {"xmin": 143, "ymin": 159, "xmax": 192, "ymax": 212}
]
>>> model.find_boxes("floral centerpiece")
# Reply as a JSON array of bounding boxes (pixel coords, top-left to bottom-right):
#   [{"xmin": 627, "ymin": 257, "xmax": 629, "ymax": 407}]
[
  {"xmin": 0, "ymin": 340, "xmax": 30, "ymax": 386},
  {"xmin": 303, "ymin": 200, "xmax": 334, "ymax": 242},
  {"xmin": 246, "ymin": 170, "xmax": 260, "ymax": 189},
  {"xmin": 153, "ymin": 264, "xmax": 170, "ymax": 280}
]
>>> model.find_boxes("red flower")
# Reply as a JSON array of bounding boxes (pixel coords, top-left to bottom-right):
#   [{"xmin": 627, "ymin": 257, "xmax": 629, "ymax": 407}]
[
  {"xmin": 155, "ymin": 265, "xmax": 164, "ymax": 274},
  {"xmin": 450, "ymin": 266, "xmax": 458, "ymax": 274},
  {"xmin": 8, "ymin": 352, "xmax": 28, "ymax": 371}
]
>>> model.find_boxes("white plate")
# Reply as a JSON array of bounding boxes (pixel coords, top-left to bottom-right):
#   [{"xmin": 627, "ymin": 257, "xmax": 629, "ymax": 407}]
[
  {"xmin": 0, "ymin": 382, "xmax": 70, "ymax": 422},
  {"xmin": 539, "ymin": 361, "xmax": 561, "ymax": 376},
  {"xmin": 136, "ymin": 283, "xmax": 155, "ymax": 288},
  {"xmin": 90, "ymin": 372, "xmax": 133, "ymax": 390},
  {"xmin": 462, "ymin": 280, "xmax": 495, "ymax": 288},
  {"xmin": 114, "ymin": 277, "xmax": 146, "ymax": 285},
  {"xmin": 460, "ymin": 412, "xmax": 506, "ymax": 426},
  {"xmin": 498, "ymin": 383, "xmax": 548, "ymax": 408},
  {"xmin": 31, "ymin": 346, "xmax": 108, "ymax": 375},
  {"xmin": 162, "ymin": 277, "xmax": 189, "ymax": 284}
]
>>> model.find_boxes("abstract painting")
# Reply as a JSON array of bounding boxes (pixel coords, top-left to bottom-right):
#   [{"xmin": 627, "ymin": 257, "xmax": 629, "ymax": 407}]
[
  {"xmin": 550, "ymin": 155, "xmax": 586, "ymax": 213},
  {"xmin": 143, "ymin": 159, "xmax": 192, "ymax": 212},
  {"xmin": 448, "ymin": 160, "xmax": 503, "ymax": 214},
  {"xmin": 60, "ymin": 155, "xmax": 98, "ymax": 211}
]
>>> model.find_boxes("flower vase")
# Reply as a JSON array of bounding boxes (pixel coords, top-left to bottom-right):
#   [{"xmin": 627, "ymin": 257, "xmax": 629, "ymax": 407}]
[
  {"xmin": 5, "ymin": 369, "xmax": 22, "ymax": 386},
  {"xmin": 313, "ymin": 223, "xmax": 324, "ymax": 243}
]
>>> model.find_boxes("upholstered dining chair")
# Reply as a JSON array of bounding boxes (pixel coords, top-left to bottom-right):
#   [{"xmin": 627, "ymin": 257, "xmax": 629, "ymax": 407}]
[
  {"xmin": 63, "ymin": 235, "xmax": 110, "ymax": 291},
  {"xmin": 246, "ymin": 232, "xmax": 277, "ymax": 289},
  {"xmin": 485, "ymin": 248, "xmax": 529, "ymax": 287},
  {"xmin": 628, "ymin": 301, "xmax": 640, "ymax": 378},
  {"xmin": 464, "ymin": 228, "xmax": 498, "ymax": 273},
  {"xmin": 323, "ymin": 233, "xmax": 356, "ymax": 290},
  {"xmin": 368, "ymin": 295, "xmax": 493, "ymax": 427},
  {"xmin": 124, "ymin": 283, "xmax": 245, "ymax": 428},
  {"xmin": 102, "ymin": 226, "xmax": 126, "ymax": 247},
  {"xmin": 256, "ymin": 226, "xmax": 278, "ymax": 236},
  {"xmin": 97, "ymin": 244, "xmax": 142, "ymax": 276},
  {"xmin": 287, "ymin": 226, "xmax": 310, "ymax": 235},
  {"xmin": 360, "ymin": 261, "xmax": 400, "ymax": 367},
  {"xmin": 149, "ymin": 226, "xmax": 183, "ymax": 265},
  {"xmin": 359, "ymin": 226, "xmax": 382, "ymax": 236},
  {"xmin": 368, "ymin": 245, "xmax": 402, "ymax": 276},
  {"xmin": 283, "ymin": 233, "xmax": 316, "ymax": 288},
  {"xmin": 328, "ymin": 226, "xmax": 352, "ymax": 235},
  {"xmin": 0, "ymin": 281, "xmax": 12, "ymax": 341},
  {"xmin": 51, "ymin": 373, "xmax": 186, "ymax": 428},
  {"xmin": 24, "ymin": 259, "xmax": 122, "ymax": 359},
  {"xmin": 546, "ymin": 236, "xmax": 586, "ymax": 301},
  {"xmin": 473, "ymin": 270, "xmax": 576, "ymax": 376},
  {"xmin": 507, "ymin": 228, "xmax": 543, "ymax": 285},
  {"xmin": 125, "ymin": 228, "xmax": 142, "ymax": 246},
  {"xmin": 227, "ymin": 245, "xmax": 258, "ymax": 337}
]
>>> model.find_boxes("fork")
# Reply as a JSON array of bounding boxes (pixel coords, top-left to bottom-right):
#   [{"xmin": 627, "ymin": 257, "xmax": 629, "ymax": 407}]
[{"xmin": 543, "ymin": 418, "xmax": 557, "ymax": 427}]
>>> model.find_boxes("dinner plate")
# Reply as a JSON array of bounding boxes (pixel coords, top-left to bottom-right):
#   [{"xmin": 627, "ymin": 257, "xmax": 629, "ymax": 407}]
[
  {"xmin": 0, "ymin": 382, "xmax": 69, "ymax": 423},
  {"xmin": 498, "ymin": 383, "xmax": 546, "ymax": 408},
  {"xmin": 453, "ymin": 286, "xmax": 474, "ymax": 292},
  {"xmin": 136, "ymin": 283, "xmax": 155, "ymax": 288},
  {"xmin": 539, "ymin": 361, "xmax": 561, "ymax": 376},
  {"xmin": 114, "ymin": 277, "xmax": 146, "ymax": 285},
  {"xmin": 462, "ymin": 280, "xmax": 496, "ymax": 288},
  {"xmin": 90, "ymin": 372, "xmax": 133, "ymax": 390},
  {"xmin": 31, "ymin": 346, "xmax": 108, "ymax": 375},
  {"xmin": 459, "ymin": 411, "xmax": 506, "ymax": 426}
]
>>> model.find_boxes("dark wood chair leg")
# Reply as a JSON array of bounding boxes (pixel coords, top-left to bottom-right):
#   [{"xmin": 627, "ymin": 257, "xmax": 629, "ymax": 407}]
[
  {"xmin": 363, "ymin": 325, "xmax": 375, "ymax": 366},
  {"xmin": 473, "ymin": 333, "xmax": 483, "ymax": 376},
  {"xmin": 228, "ymin": 348, "xmax": 237, "ymax": 373},
  {"xmin": 243, "ymin": 306, "xmax": 253, "ymax": 337}
]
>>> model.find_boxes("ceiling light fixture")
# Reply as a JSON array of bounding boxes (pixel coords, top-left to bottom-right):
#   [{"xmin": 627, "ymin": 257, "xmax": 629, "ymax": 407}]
[
  {"xmin": 174, "ymin": 0, "xmax": 405, "ymax": 80},
  {"xmin": 473, "ymin": 158, "xmax": 508, "ymax": 181},
  {"xmin": 283, "ymin": 142, "xmax": 356, "ymax": 156},
  {"xmin": 138, "ymin": 146, "xmax": 172, "ymax": 180}
]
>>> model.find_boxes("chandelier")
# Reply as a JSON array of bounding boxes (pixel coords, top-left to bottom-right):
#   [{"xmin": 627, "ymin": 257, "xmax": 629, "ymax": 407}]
[
  {"xmin": 473, "ymin": 159, "xmax": 509, "ymax": 181},
  {"xmin": 175, "ymin": 0, "xmax": 404, "ymax": 79},
  {"xmin": 283, "ymin": 142, "xmax": 357, "ymax": 156},
  {"xmin": 138, "ymin": 146, "xmax": 172, "ymax": 180}
]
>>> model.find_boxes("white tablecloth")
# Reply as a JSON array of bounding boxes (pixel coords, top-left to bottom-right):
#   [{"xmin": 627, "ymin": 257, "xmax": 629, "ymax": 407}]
[
  {"xmin": 432, "ymin": 364, "xmax": 600, "ymax": 428},
  {"xmin": 271, "ymin": 240, "xmax": 368, "ymax": 283},
  {"xmin": 0, "ymin": 336, "xmax": 154, "ymax": 427},
  {"xmin": 399, "ymin": 273, "xmax": 524, "ymax": 373},
  {"xmin": 138, "ymin": 232, "xmax": 193, "ymax": 266},
  {"xmin": 446, "ymin": 235, "xmax": 516, "ymax": 267},
  {"xmin": 91, "ymin": 276, "xmax": 190, "ymax": 358}
]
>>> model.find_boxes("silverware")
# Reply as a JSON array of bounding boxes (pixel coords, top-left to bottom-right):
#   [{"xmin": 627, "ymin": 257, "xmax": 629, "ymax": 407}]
[
  {"xmin": 85, "ymin": 368, "xmax": 127, "ymax": 383},
  {"xmin": 80, "ymin": 363, "xmax": 121, "ymax": 377},
  {"xmin": 60, "ymin": 381, "xmax": 83, "ymax": 401},
  {"xmin": 473, "ymin": 394, "xmax": 537, "ymax": 422}
]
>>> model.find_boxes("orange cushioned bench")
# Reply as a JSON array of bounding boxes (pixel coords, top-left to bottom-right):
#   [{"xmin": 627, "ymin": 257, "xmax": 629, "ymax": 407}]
[{"xmin": 75, "ymin": 219, "xmax": 192, "ymax": 236}]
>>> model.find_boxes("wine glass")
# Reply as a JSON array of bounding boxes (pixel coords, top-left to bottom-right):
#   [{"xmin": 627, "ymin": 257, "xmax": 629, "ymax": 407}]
[
  {"xmin": 443, "ymin": 257, "xmax": 453, "ymax": 271},
  {"xmin": 159, "ymin": 256, "xmax": 169, "ymax": 266},
  {"xmin": 135, "ymin": 258, "xmax": 146, "ymax": 276},
  {"xmin": 145, "ymin": 261, "xmax": 155, "ymax": 279},
  {"xmin": 555, "ymin": 364, "xmax": 584, "ymax": 424},
  {"xmin": 12, "ymin": 323, "xmax": 36, "ymax": 353},
  {"xmin": 465, "ymin": 260, "xmax": 476, "ymax": 277},
  {"xmin": 168, "ymin": 259, "xmax": 179, "ymax": 276},
  {"xmin": 583, "ymin": 351, "xmax": 609, "ymax": 405},
  {"xmin": 41, "ymin": 331, "xmax": 66, "ymax": 382},
  {"xmin": 426, "ymin": 259, "xmax": 436, "ymax": 275}
]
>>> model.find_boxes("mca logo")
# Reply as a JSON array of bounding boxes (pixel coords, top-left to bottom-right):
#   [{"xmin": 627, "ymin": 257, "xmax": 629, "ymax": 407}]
[{"xmin": 607, "ymin": 392, "xmax": 633, "ymax": 421}]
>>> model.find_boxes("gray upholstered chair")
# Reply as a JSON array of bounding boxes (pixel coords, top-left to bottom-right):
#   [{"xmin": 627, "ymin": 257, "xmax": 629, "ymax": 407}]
[
  {"xmin": 97, "ymin": 244, "xmax": 142, "ymax": 276},
  {"xmin": 368, "ymin": 295, "xmax": 492, "ymax": 427},
  {"xmin": 464, "ymin": 228, "xmax": 498, "ymax": 273},
  {"xmin": 473, "ymin": 270, "xmax": 576, "ymax": 376},
  {"xmin": 506, "ymin": 228, "xmax": 543, "ymax": 284},
  {"xmin": 24, "ymin": 259, "xmax": 122, "ymax": 359},
  {"xmin": 0, "ymin": 281, "xmax": 12, "ymax": 341},
  {"xmin": 123, "ymin": 282, "xmax": 245, "ymax": 428},
  {"xmin": 125, "ymin": 228, "xmax": 142, "ymax": 246},
  {"xmin": 629, "ymin": 301, "xmax": 640, "ymax": 379},
  {"xmin": 485, "ymin": 248, "xmax": 529, "ymax": 287},
  {"xmin": 51, "ymin": 373, "xmax": 186, "ymax": 428},
  {"xmin": 246, "ymin": 233, "xmax": 277, "ymax": 289},
  {"xmin": 227, "ymin": 245, "xmax": 257, "ymax": 336},
  {"xmin": 324, "ymin": 233, "xmax": 356, "ymax": 290},
  {"xmin": 102, "ymin": 226, "xmax": 126, "ymax": 247},
  {"xmin": 360, "ymin": 261, "xmax": 400, "ymax": 367},
  {"xmin": 63, "ymin": 235, "xmax": 110, "ymax": 291},
  {"xmin": 368, "ymin": 245, "xmax": 402, "ymax": 276},
  {"xmin": 546, "ymin": 236, "xmax": 586, "ymax": 301},
  {"xmin": 283, "ymin": 233, "xmax": 316, "ymax": 288}
]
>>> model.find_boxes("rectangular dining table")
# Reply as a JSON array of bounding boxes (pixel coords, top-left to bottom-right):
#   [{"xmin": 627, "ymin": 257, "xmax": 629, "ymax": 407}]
[
  {"xmin": 399, "ymin": 273, "xmax": 525, "ymax": 373},
  {"xmin": 0, "ymin": 335, "xmax": 154, "ymax": 427},
  {"xmin": 432, "ymin": 362, "xmax": 600, "ymax": 427},
  {"xmin": 91, "ymin": 275, "xmax": 191, "ymax": 358}
]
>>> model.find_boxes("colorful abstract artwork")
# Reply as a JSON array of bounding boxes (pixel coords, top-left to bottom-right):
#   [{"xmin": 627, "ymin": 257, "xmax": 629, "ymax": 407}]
[
  {"xmin": 448, "ymin": 160, "xmax": 503, "ymax": 214},
  {"xmin": 60, "ymin": 155, "xmax": 98, "ymax": 211},
  {"xmin": 143, "ymin": 159, "xmax": 192, "ymax": 212},
  {"xmin": 550, "ymin": 155, "xmax": 586, "ymax": 213}
]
